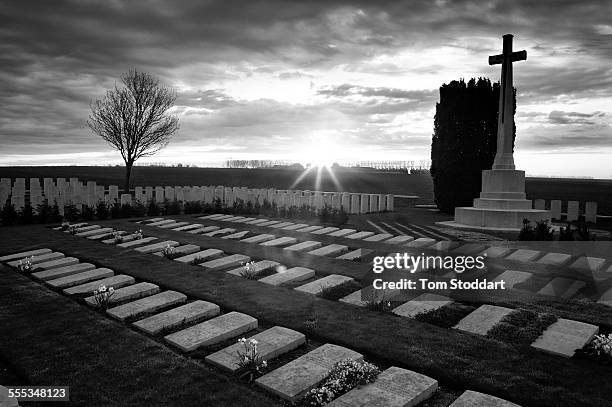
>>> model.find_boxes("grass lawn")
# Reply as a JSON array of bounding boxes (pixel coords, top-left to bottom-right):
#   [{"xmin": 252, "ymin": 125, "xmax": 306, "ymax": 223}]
[{"xmin": 2, "ymin": 224, "xmax": 612, "ymax": 406}]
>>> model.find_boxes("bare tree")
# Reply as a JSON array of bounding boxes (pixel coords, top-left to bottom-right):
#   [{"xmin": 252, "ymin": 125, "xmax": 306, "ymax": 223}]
[{"xmin": 88, "ymin": 69, "xmax": 179, "ymax": 192}]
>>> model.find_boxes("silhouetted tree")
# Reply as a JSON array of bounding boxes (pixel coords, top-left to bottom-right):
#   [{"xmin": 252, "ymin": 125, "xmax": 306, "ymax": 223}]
[
  {"xmin": 430, "ymin": 78, "xmax": 516, "ymax": 213},
  {"xmin": 88, "ymin": 70, "xmax": 179, "ymax": 192}
]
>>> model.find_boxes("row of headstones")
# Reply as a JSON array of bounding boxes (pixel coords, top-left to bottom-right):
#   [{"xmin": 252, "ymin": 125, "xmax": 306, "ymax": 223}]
[
  {"xmin": 126, "ymin": 185, "xmax": 394, "ymax": 214},
  {"xmin": 533, "ymin": 199, "xmax": 598, "ymax": 223},
  {"xmin": 21, "ymin": 235, "xmax": 520, "ymax": 406},
  {"xmin": 0, "ymin": 177, "xmax": 120, "ymax": 213}
]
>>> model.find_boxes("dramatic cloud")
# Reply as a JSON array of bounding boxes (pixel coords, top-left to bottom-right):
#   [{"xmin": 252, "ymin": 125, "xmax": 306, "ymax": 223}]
[{"xmin": 0, "ymin": 0, "xmax": 611, "ymax": 177}]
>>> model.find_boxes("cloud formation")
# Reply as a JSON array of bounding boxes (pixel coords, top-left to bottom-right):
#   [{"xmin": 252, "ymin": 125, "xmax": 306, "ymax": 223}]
[{"xmin": 0, "ymin": 0, "xmax": 611, "ymax": 176}]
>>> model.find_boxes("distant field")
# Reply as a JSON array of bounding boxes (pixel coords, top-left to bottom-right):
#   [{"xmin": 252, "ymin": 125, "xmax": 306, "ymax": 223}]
[{"xmin": 1, "ymin": 166, "xmax": 610, "ymax": 214}]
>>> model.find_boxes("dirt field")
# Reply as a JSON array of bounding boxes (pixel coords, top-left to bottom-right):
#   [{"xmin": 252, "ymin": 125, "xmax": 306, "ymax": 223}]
[{"xmin": 1, "ymin": 166, "xmax": 610, "ymax": 214}]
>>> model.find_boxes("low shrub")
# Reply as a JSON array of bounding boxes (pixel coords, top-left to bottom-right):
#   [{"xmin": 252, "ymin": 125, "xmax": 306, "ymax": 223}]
[
  {"xmin": 96, "ymin": 201, "xmax": 110, "ymax": 220},
  {"xmin": 518, "ymin": 219, "xmax": 554, "ymax": 241},
  {"xmin": 63, "ymin": 204, "xmax": 80, "ymax": 222},
  {"xmin": 318, "ymin": 281, "xmax": 359, "ymax": 301},
  {"xmin": 576, "ymin": 333, "xmax": 612, "ymax": 365},
  {"xmin": 146, "ymin": 199, "xmax": 160, "ymax": 216},
  {"xmin": 239, "ymin": 261, "xmax": 260, "ymax": 280},
  {"xmin": 487, "ymin": 309, "xmax": 557, "ymax": 345},
  {"xmin": 1, "ymin": 201, "xmax": 19, "ymax": 226},
  {"xmin": 81, "ymin": 205, "xmax": 95, "ymax": 221},
  {"xmin": 18, "ymin": 205, "xmax": 35, "ymax": 224},
  {"xmin": 184, "ymin": 201, "xmax": 202, "ymax": 214},
  {"xmin": 413, "ymin": 303, "xmax": 477, "ymax": 329},
  {"xmin": 299, "ymin": 359, "xmax": 380, "ymax": 406}
]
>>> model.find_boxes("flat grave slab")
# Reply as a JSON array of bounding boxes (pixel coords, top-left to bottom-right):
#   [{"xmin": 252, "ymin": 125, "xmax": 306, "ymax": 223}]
[
  {"xmin": 255, "ymin": 344, "xmax": 362, "ymax": 402},
  {"xmin": 430, "ymin": 241, "xmax": 461, "ymax": 251},
  {"xmin": 283, "ymin": 241, "xmax": 322, "ymax": 253},
  {"xmin": 384, "ymin": 235, "xmax": 415, "ymax": 244},
  {"xmin": 102, "ymin": 233, "xmax": 141, "ymax": 244},
  {"xmin": 134, "ymin": 240, "xmax": 179, "ymax": 254},
  {"xmin": 597, "ymin": 286, "xmax": 612, "ymax": 306},
  {"xmin": 405, "ymin": 238, "xmax": 436, "ymax": 248},
  {"xmin": 393, "ymin": 293, "xmax": 453, "ymax": 318},
  {"xmin": 449, "ymin": 390, "xmax": 520, "ymax": 407},
  {"xmin": 63, "ymin": 274, "xmax": 135, "ymax": 296},
  {"xmin": 158, "ymin": 221, "xmax": 190, "ymax": 229},
  {"xmin": 327, "ymin": 229, "xmax": 356, "ymax": 237},
  {"xmin": 71, "ymin": 225, "xmax": 100, "ymax": 233},
  {"xmin": 536, "ymin": 252, "xmax": 573, "ymax": 266},
  {"xmin": 282, "ymin": 223, "xmax": 309, "ymax": 231},
  {"xmin": 504, "ymin": 249, "xmax": 542, "ymax": 262},
  {"xmin": 259, "ymin": 267, "xmax": 315, "ymax": 286},
  {"xmin": 295, "ymin": 225, "xmax": 324, "ymax": 233},
  {"xmin": 154, "ymin": 244, "xmax": 200, "ymax": 257},
  {"xmin": 538, "ymin": 277, "xmax": 586, "ymax": 299},
  {"xmin": 454, "ymin": 304, "xmax": 514, "ymax": 336},
  {"xmin": 199, "ymin": 214, "xmax": 228, "ymax": 220},
  {"xmin": 481, "ymin": 246, "xmax": 514, "ymax": 258},
  {"xmin": 260, "ymin": 237, "xmax": 297, "ymax": 247},
  {"xmin": 232, "ymin": 217, "xmax": 255, "ymax": 223},
  {"xmin": 116, "ymin": 237, "xmax": 157, "ymax": 248},
  {"xmin": 141, "ymin": 217, "xmax": 164, "ymax": 223},
  {"xmin": 269, "ymin": 222, "xmax": 295, "ymax": 229},
  {"xmin": 32, "ymin": 263, "xmax": 95, "ymax": 281},
  {"xmin": 531, "ymin": 318, "xmax": 599, "ymax": 357},
  {"xmin": 206, "ymin": 326, "xmax": 305, "ymax": 373},
  {"xmin": 340, "ymin": 287, "xmax": 400, "ymax": 307},
  {"xmin": 220, "ymin": 231, "xmax": 250, "ymax": 240},
  {"xmin": 335, "ymin": 248, "xmax": 373, "ymax": 261},
  {"xmin": 88, "ymin": 230, "xmax": 125, "ymax": 240},
  {"xmin": 295, "ymin": 274, "xmax": 354, "ymax": 295},
  {"xmin": 311, "ymin": 226, "xmax": 340, "ymax": 235},
  {"xmin": 363, "ymin": 233, "xmax": 392, "ymax": 242},
  {"xmin": 345, "ymin": 231, "xmax": 375, "ymax": 240},
  {"xmin": 241, "ymin": 234, "xmax": 276, "ymax": 244},
  {"xmin": 187, "ymin": 226, "xmax": 220, "ymax": 234},
  {"xmin": 147, "ymin": 219, "xmax": 176, "ymax": 226},
  {"xmin": 133, "ymin": 300, "xmax": 220, "ymax": 335},
  {"xmin": 107, "ymin": 290, "xmax": 187, "ymax": 321},
  {"xmin": 227, "ymin": 260, "xmax": 280, "ymax": 277},
  {"xmin": 224, "ymin": 216, "xmax": 247, "ymax": 222},
  {"xmin": 32, "ymin": 257, "xmax": 79, "ymax": 271},
  {"xmin": 85, "ymin": 282, "xmax": 160, "ymax": 307},
  {"xmin": 307, "ymin": 244, "xmax": 349, "ymax": 257},
  {"xmin": 328, "ymin": 366, "xmax": 438, "ymax": 407},
  {"xmin": 257, "ymin": 220, "xmax": 283, "ymax": 227},
  {"xmin": 452, "ymin": 243, "xmax": 487, "ymax": 255},
  {"xmin": 76, "ymin": 227, "xmax": 113, "ymax": 237},
  {"xmin": 7, "ymin": 251, "xmax": 64, "ymax": 267},
  {"xmin": 569, "ymin": 256, "xmax": 606, "ymax": 273},
  {"xmin": 199, "ymin": 254, "xmax": 251, "ymax": 271},
  {"xmin": 165, "ymin": 311, "xmax": 257, "ymax": 352},
  {"xmin": 47, "ymin": 268, "xmax": 114, "ymax": 289},
  {"xmin": 172, "ymin": 224, "xmax": 203, "ymax": 231},
  {"xmin": 174, "ymin": 249, "xmax": 223, "ymax": 263},
  {"xmin": 0, "ymin": 248, "xmax": 51, "ymax": 262},
  {"xmin": 492, "ymin": 270, "xmax": 532, "ymax": 288},
  {"xmin": 203, "ymin": 228, "xmax": 236, "ymax": 237},
  {"xmin": 244, "ymin": 218, "xmax": 269, "ymax": 225}
]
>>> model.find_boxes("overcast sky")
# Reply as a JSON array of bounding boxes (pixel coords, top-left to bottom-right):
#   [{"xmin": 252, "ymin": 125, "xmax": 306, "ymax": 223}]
[{"xmin": 1, "ymin": 0, "xmax": 611, "ymax": 177}]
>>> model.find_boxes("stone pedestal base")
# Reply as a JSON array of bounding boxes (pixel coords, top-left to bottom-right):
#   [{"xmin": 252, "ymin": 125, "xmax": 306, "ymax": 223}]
[{"xmin": 445, "ymin": 169, "xmax": 550, "ymax": 231}]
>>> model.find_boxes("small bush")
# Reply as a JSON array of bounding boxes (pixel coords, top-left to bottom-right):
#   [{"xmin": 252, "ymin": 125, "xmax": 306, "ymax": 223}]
[
  {"xmin": 146, "ymin": 199, "xmax": 160, "ymax": 216},
  {"xmin": 63, "ymin": 204, "xmax": 80, "ymax": 222},
  {"xmin": 163, "ymin": 199, "xmax": 181, "ymax": 215},
  {"xmin": 110, "ymin": 202, "xmax": 122, "ymax": 218},
  {"xmin": 1, "ymin": 201, "xmax": 19, "ymax": 226},
  {"xmin": 518, "ymin": 219, "xmax": 554, "ymax": 241},
  {"xmin": 18, "ymin": 205, "xmax": 35, "ymax": 224},
  {"xmin": 81, "ymin": 205, "xmax": 95, "ymax": 221},
  {"xmin": 96, "ymin": 201, "xmax": 110, "ymax": 220},
  {"xmin": 131, "ymin": 201, "xmax": 147, "ymax": 217},
  {"xmin": 184, "ymin": 201, "xmax": 202, "ymax": 214},
  {"xmin": 576, "ymin": 333, "xmax": 612, "ymax": 366},
  {"xmin": 36, "ymin": 200, "xmax": 58, "ymax": 223},
  {"xmin": 239, "ymin": 261, "xmax": 260, "ymax": 279},
  {"xmin": 91, "ymin": 285, "xmax": 115, "ymax": 311},
  {"xmin": 318, "ymin": 282, "xmax": 358, "ymax": 301}
]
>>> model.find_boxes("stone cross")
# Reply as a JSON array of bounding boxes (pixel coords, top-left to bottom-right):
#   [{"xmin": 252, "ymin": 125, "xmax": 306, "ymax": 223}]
[{"xmin": 489, "ymin": 34, "xmax": 526, "ymax": 170}]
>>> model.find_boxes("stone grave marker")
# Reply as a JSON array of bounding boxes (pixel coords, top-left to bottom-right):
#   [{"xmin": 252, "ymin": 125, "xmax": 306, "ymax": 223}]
[
  {"xmin": 226, "ymin": 260, "xmax": 280, "ymax": 277},
  {"xmin": 327, "ymin": 229, "xmax": 356, "ymax": 237},
  {"xmin": 63, "ymin": 275, "xmax": 135, "ymax": 296},
  {"xmin": 531, "ymin": 318, "xmax": 598, "ymax": 357},
  {"xmin": 363, "ymin": 233, "xmax": 392, "ymax": 242},
  {"xmin": 172, "ymin": 224, "xmax": 203, "ymax": 231},
  {"xmin": 585, "ymin": 201, "xmax": 597, "ymax": 223},
  {"xmin": 199, "ymin": 254, "xmax": 251, "ymax": 271},
  {"xmin": 107, "ymin": 291, "xmax": 187, "ymax": 321},
  {"xmin": 311, "ymin": 226, "xmax": 340, "ymax": 235},
  {"xmin": 241, "ymin": 234, "xmax": 276, "ymax": 244},
  {"xmin": 47, "ymin": 268, "xmax": 115, "ymax": 289},
  {"xmin": 244, "ymin": 218, "xmax": 269, "ymax": 225},
  {"xmin": 405, "ymin": 238, "xmax": 436, "ymax": 248},
  {"xmin": 569, "ymin": 256, "xmax": 606, "ymax": 273},
  {"xmin": 328, "ymin": 366, "xmax": 438, "ymax": 407},
  {"xmin": 116, "ymin": 237, "xmax": 158, "ymax": 248},
  {"xmin": 260, "ymin": 237, "xmax": 298, "ymax": 247},
  {"xmin": 308, "ymin": 244, "xmax": 349, "ymax": 257},
  {"xmin": 174, "ymin": 249, "xmax": 224, "ymax": 263},
  {"xmin": 295, "ymin": 225, "xmax": 325, "ymax": 233},
  {"xmin": 7, "ymin": 251, "xmax": 64, "ymax": 267},
  {"xmin": 204, "ymin": 228, "xmax": 237, "ymax": 237},
  {"xmin": 164, "ymin": 311, "xmax": 257, "ymax": 352},
  {"xmin": 384, "ymin": 235, "xmax": 415, "ymax": 244},
  {"xmin": 429, "ymin": 241, "xmax": 461, "ymax": 251},
  {"xmin": 550, "ymin": 200, "xmax": 562, "ymax": 220},
  {"xmin": 492, "ymin": 270, "xmax": 532, "ymax": 288},
  {"xmin": 88, "ymin": 230, "xmax": 125, "ymax": 240},
  {"xmin": 283, "ymin": 241, "xmax": 322, "ymax": 253},
  {"xmin": 335, "ymin": 248, "xmax": 373, "ymax": 261},
  {"xmin": 134, "ymin": 240, "xmax": 179, "ymax": 254},
  {"xmin": 133, "ymin": 300, "xmax": 220, "ymax": 335},
  {"xmin": 154, "ymin": 244, "xmax": 200, "ymax": 257},
  {"xmin": 0, "ymin": 248, "xmax": 51, "ymax": 262},
  {"xmin": 534, "ymin": 199, "xmax": 545, "ymax": 210},
  {"xmin": 449, "ymin": 390, "xmax": 520, "ymax": 407},
  {"xmin": 345, "ymin": 231, "xmax": 375, "ymax": 240},
  {"xmin": 188, "ymin": 226, "xmax": 220, "ymax": 234},
  {"xmin": 339, "ymin": 286, "xmax": 399, "ymax": 307},
  {"xmin": 148, "ymin": 219, "xmax": 176, "ymax": 226},
  {"xmin": 158, "ymin": 221, "xmax": 190, "ymax": 229},
  {"xmin": 76, "ymin": 227, "xmax": 114, "ymax": 237},
  {"xmin": 481, "ymin": 246, "xmax": 514, "ymax": 258},
  {"xmin": 452, "ymin": 243, "xmax": 487, "ymax": 255},
  {"xmin": 536, "ymin": 252, "xmax": 572, "ymax": 266},
  {"xmin": 504, "ymin": 249, "xmax": 542, "ymax": 262},
  {"xmin": 206, "ymin": 326, "xmax": 305, "ymax": 373},
  {"xmin": 567, "ymin": 200, "xmax": 579, "ymax": 221},
  {"xmin": 282, "ymin": 223, "xmax": 309, "ymax": 231},
  {"xmin": 295, "ymin": 274, "xmax": 353, "ymax": 295},
  {"xmin": 221, "ymin": 231, "xmax": 251, "ymax": 240},
  {"xmin": 85, "ymin": 282, "xmax": 160, "ymax": 306},
  {"xmin": 597, "ymin": 286, "xmax": 612, "ymax": 306},
  {"xmin": 270, "ymin": 222, "xmax": 295, "ymax": 229},
  {"xmin": 32, "ymin": 257, "xmax": 79, "ymax": 272},
  {"xmin": 538, "ymin": 277, "xmax": 586, "ymax": 299},
  {"xmin": 259, "ymin": 267, "xmax": 315, "ymax": 286},
  {"xmin": 454, "ymin": 304, "xmax": 514, "ymax": 336},
  {"xmin": 393, "ymin": 293, "xmax": 453, "ymax": 318},
  {"xmin": 255, "ymin": 344, "xmax": 362, "ymax": 402},
  {"xmin": 32, "ymin": 263, "xmax": 95, "ymax": 281}
]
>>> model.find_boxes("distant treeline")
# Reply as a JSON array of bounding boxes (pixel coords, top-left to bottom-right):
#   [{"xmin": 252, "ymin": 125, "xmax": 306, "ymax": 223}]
[{"xmin": 224, "ymin": 159, "xmax": 432, "ymax": 171}]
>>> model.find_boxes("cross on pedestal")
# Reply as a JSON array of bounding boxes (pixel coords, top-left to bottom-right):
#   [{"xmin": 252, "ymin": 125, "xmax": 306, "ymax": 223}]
[{"xmin": 489, "ymin": 34, "xmax": 526, "ymax": 170}]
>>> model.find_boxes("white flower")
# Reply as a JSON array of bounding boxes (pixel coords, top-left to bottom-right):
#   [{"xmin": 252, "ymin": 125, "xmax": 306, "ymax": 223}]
[{"xmin": 249, "ymin": 339, "xmax": 258, "ymax": 345}]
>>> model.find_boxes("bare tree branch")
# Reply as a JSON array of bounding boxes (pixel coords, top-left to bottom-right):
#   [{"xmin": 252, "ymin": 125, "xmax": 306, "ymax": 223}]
[{"xmin": 87, "ymin": 69, "xmax": 179, "ymax": 191}]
